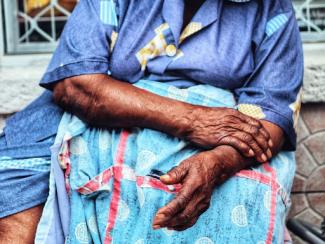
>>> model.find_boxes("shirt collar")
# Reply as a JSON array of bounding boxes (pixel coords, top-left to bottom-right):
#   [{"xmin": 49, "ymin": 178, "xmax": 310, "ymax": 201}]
[
  {"xmin": 162, "ymin": 0, "xmax": 184, "ymax": 45},
  {"xmin": 162, "ymin": 0, "xmax": 251, "ymax": 44}
]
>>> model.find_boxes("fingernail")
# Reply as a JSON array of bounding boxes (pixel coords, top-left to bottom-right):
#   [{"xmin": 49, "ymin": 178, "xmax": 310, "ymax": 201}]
[
  {"xmin": 153, "ymin": 225, "xmax": 161, "ymax": 229},
  {"xmin": 156, "ymin": 213, "xmax": 165, "ymax": 219},
  {"xmin": 266, "ymin": 149, "xmax": 272, "ymax": 158},
  {"xmin": 160, "ymin": 175, "xmax": 171, "ymax": 181},
  {"xmin": 261, "ymin": 154, "xmax": 267, "ymax": 162},
  {"xmin": 268, "ymin": 140, "xmax": 273, "ymax": 147},
  {"xmin": 248, "ymin": 149, "xmax": 254, "ymax": 156}
]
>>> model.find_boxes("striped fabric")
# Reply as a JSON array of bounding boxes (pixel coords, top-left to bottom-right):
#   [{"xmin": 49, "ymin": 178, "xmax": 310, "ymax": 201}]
[
  {"xmin": 100, "ymin": 0, "xmax": 118, "ymax": 26},
  {"xmin": 265, "ymin": 14, "xmax": 289, "ymax": 37}
]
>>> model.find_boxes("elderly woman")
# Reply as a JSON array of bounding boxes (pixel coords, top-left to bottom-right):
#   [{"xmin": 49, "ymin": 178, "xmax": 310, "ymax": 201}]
[{"xmin": 0, "ymin": 0, "xmax": 303, "ymax": 243}]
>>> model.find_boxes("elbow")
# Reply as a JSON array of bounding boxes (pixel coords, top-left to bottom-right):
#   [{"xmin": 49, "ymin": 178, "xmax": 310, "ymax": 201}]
[
  {"xmin": 52, "ymin": 76, "xmax": 95, "ymax": 123},
  {"xmin": 53, "ymin": 77, "xmax": 74, "ymax": 109}
]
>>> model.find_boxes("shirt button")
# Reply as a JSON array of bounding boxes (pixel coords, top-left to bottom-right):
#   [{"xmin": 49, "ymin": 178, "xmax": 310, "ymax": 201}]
[{"xmin": 166, "ymin": 44, "xmax": 177, "ymax": 57}]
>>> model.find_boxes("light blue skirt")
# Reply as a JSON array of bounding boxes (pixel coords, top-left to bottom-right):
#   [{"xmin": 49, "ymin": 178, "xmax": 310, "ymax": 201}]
[{"xmin": 37, "ymin": 80, "xmax": 295, "ymax": 244}]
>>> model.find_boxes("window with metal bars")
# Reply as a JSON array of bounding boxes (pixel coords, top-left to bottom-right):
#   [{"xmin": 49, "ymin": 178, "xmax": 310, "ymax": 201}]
[{"xmin": 2, "ymin": 0, "xmax": 78, "ymax": 54}]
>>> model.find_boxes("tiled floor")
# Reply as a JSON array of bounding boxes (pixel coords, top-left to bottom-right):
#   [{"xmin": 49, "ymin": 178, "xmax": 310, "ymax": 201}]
[{"xmin": 288, "ymin": 103, "xmax": 325, "ymax": 243}]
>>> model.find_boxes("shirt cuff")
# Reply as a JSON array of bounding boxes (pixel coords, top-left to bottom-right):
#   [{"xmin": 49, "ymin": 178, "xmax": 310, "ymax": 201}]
[
  {"xmin": 39, "ymin": 60, "xmax": 110, "ymax": 89},
  {"xmin": 237, "ymin": 103, "xmax": 296, "ymax": 151}
]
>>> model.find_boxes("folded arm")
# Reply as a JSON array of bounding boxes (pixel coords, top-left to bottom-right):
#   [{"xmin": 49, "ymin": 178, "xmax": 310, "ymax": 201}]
[{"xmin": 53, "ymin": 74, "xmax": 274, "ymax": 162}]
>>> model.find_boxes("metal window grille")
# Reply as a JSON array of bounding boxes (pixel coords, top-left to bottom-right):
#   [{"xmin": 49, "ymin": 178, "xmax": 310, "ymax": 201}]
[
  {"xmin": 3, "ymin": 0, "xmax": 78, "ymax": 54},
  {"xmin": 294, "ymin": 0, "xmax": 325, "ymax": 42},
  {"xmin": 1, "ymin": 0, "xmax": 325, "ymax": 54}
]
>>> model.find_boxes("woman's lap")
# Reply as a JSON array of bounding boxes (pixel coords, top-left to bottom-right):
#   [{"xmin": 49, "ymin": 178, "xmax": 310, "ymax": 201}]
[
  {"xmin": 57, "ymin": 80, "xmax": 295, "ymax": 243},
  {"xmin": 65, "ymin": 127, "xmax": 294, "ymax": 244}
]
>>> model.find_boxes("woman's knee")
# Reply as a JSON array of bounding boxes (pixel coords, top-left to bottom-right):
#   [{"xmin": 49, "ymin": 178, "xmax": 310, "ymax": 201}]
[{"xmin": 0, "ymin": 205, "xmax": 43, "ymax": 243}]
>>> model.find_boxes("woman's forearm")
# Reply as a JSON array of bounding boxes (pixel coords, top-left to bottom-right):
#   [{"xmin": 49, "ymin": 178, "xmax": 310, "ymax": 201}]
[
  {"xmin": 53, "ymin": 74, "xmax": 192, "ymax": 137},
  {"xmin": 53, "ymin": 74, "xmax": 274, "ymax": 162}
]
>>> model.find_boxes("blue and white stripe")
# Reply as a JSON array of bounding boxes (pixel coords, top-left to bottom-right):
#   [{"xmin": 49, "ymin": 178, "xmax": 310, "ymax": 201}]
[
  {"xmin": 265, "ymin": 13, "xmax": 289, "ymax": 37},
  {"xmin": 100, "ymin": 0, "xmax": 118, "ymax": 26},
  {"xmin": 0, "ymin": 157, "xmax": 50, "ymax": 172}
]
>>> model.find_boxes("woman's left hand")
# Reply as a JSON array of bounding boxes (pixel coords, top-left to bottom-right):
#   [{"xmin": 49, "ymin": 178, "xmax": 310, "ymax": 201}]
[{"xmin": 152, "ymin": 146, "xmax": 242, "ymax": 231}]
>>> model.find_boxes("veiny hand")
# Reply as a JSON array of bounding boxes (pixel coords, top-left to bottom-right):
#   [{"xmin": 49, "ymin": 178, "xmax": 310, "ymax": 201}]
[
  {"xmin": 184, "ymin": 106, "xmax": 273, "ymax": 163},
  {"xmin": 152, "ymin": 147, "xmax": 241, "ymax": 231}
]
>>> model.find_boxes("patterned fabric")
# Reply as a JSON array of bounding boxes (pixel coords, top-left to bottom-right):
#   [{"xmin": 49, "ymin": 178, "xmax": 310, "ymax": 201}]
[{"xmin": 54, "ymin": 80, "xmax": 295, "ymax": 244}]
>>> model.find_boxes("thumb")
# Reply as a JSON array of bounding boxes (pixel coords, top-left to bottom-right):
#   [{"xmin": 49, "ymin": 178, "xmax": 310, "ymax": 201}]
[{"xmin": 160, "ymin": 162, "xmax": 188, "ymax": 185}]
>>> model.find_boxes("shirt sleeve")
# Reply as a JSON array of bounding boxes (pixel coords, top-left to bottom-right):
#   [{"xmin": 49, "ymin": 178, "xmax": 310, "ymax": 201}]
[
  {"xmin": 39, "ymin": 0, "xmax": 118, "ymax": 89},
  {"xmin": 234, "ymin": 11, "xmax": 304, "ymax": 150}
]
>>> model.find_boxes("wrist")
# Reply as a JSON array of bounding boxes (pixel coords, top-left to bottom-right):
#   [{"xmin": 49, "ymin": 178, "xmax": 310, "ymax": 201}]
[
  {"xmin": 210, "ymin": 145, "xmax": 248, "ymax": 174},
  {"xmin": 168, "ymin": 103, "xmax": 197, "ymax": 139}
]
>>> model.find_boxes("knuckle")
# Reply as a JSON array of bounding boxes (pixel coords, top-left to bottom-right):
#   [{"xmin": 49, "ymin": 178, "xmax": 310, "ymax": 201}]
[
  {"xmin": 180, "ymin": 213, "xmax": 191, "ymax": 222},
  {"xmin": 250, "ymin": 126, "xmax": 259, "ymax": 136},
  {"xmin": 260, "ymin": 140, "xmax": 268, "ymax": 149},
  {"xmin": 243, "ymin": 133, "xmax": 253, "ymax": 142},
  {"xmin": 255, "ymin": 147, "xmax": 263, "ymax": 154},
  {"xmin": 176, "ymin": 194, "xmax": 191, "ymax": 207},
  {"xmin": 172, "ymin": 169, "xmax": 181, "ymax": 180},
  {"xmin": 262, "ymin": 129, "xmax": 270, "ymax": 139},
  {"xmin": 163, "ymin": 206, "xmax": 174, "ymax": 216}
]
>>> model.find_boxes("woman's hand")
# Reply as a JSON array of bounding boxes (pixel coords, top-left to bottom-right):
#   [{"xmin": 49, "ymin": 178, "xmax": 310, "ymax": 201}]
[
  {"xmin": 183, "ymin": 106, "xmax": 273, "ymax": 163},
  {"xmin": 152, "ymin": 146, "xmax": 243, "ymax": 231},
  {"xmin": 54, "ymin": 74, "xmax": 272, "ymax": 162}
]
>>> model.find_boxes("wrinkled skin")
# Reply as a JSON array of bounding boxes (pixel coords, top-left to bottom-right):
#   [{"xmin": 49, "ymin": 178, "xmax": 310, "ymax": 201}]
[
  {"xmin": 53, "ymin": 75, "xmax": 273, "ymax": 163},
  {"xmin": 53, "ymin": 75, "xmax": 284, "ymax": 231},
  {"xmin": 152, "ymin": 145, "xmax": 241, "ymax": 231},
  {"xmin": 185, "ymin": 106, "xmax": 273, "ymax": 162}
]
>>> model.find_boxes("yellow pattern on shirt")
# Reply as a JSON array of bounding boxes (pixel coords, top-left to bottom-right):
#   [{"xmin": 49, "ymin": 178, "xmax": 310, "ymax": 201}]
[
  {"xmin": 289, "ymin": 88, "xmax": 303, "ymax": 131},
  {"xmin": 110, "ymin": 31, "xmax": 118, "ymax": 52},
  {"xmin": 179, "ymin": 22, "xmax": 203, "ymax": 43},
  {"xmin": 237, "ymin": 104, "xmax": 266, "ymax": 119},
  {"xmin": 136, "ymin": 23, "xmax": 169, "ymax": 71},
  {"xmin": 136, "ymin": 21, "xmax": 201, "ymax": 71}
]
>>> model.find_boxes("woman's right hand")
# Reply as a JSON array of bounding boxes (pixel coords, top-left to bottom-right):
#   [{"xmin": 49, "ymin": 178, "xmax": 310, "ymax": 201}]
[
  {"xmin": 182, "ymin": 106, "xmax": 273, "ymax": 163},
  {"xmin": 53, "ymin": 74, "xmax": 272, "ymax": 163}
]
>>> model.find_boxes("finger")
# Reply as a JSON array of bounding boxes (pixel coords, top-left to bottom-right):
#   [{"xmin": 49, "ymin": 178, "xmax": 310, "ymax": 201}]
[
  {"xmin": 237, "ymin": 123, "xmax": 271, "ymax": 158},
  {"xmin": 233, "ymin": 131, "xmax": 268, "ymax": 162},
  {"xmin": 166, "ymin": 197, "xmax": 210, "ymax": 228},
  {"xmin": 171, "ymin": 217, "xmax": 198, "ymax": 231},
  {"xmin": 235, "ymin": 110, "xmax": 262, "ymax": 128},
  {"xmin": 168, "ymin": 201, "xmax": 210, "ymax": 231},
  {"xmin": 229, "ymin": 120, "xmax": 270, "ymax": 157},
  {"xmin": 153, "ymin": 179, "xmax": 199, "ymax": 227},
  {"xmin": 259, "ymin": 126, "xmax": 273, "ymax": 147},
  {"xmin": 236, "ymin": 112, "xmax": 273, "ymax": 147},
  {"xmin": 160, "ymin": 161, "xmax": 189, "ymax": 185},
  {"xmin": 218, "ymin": 136, "xmax": 254, "ymax": 157}
]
